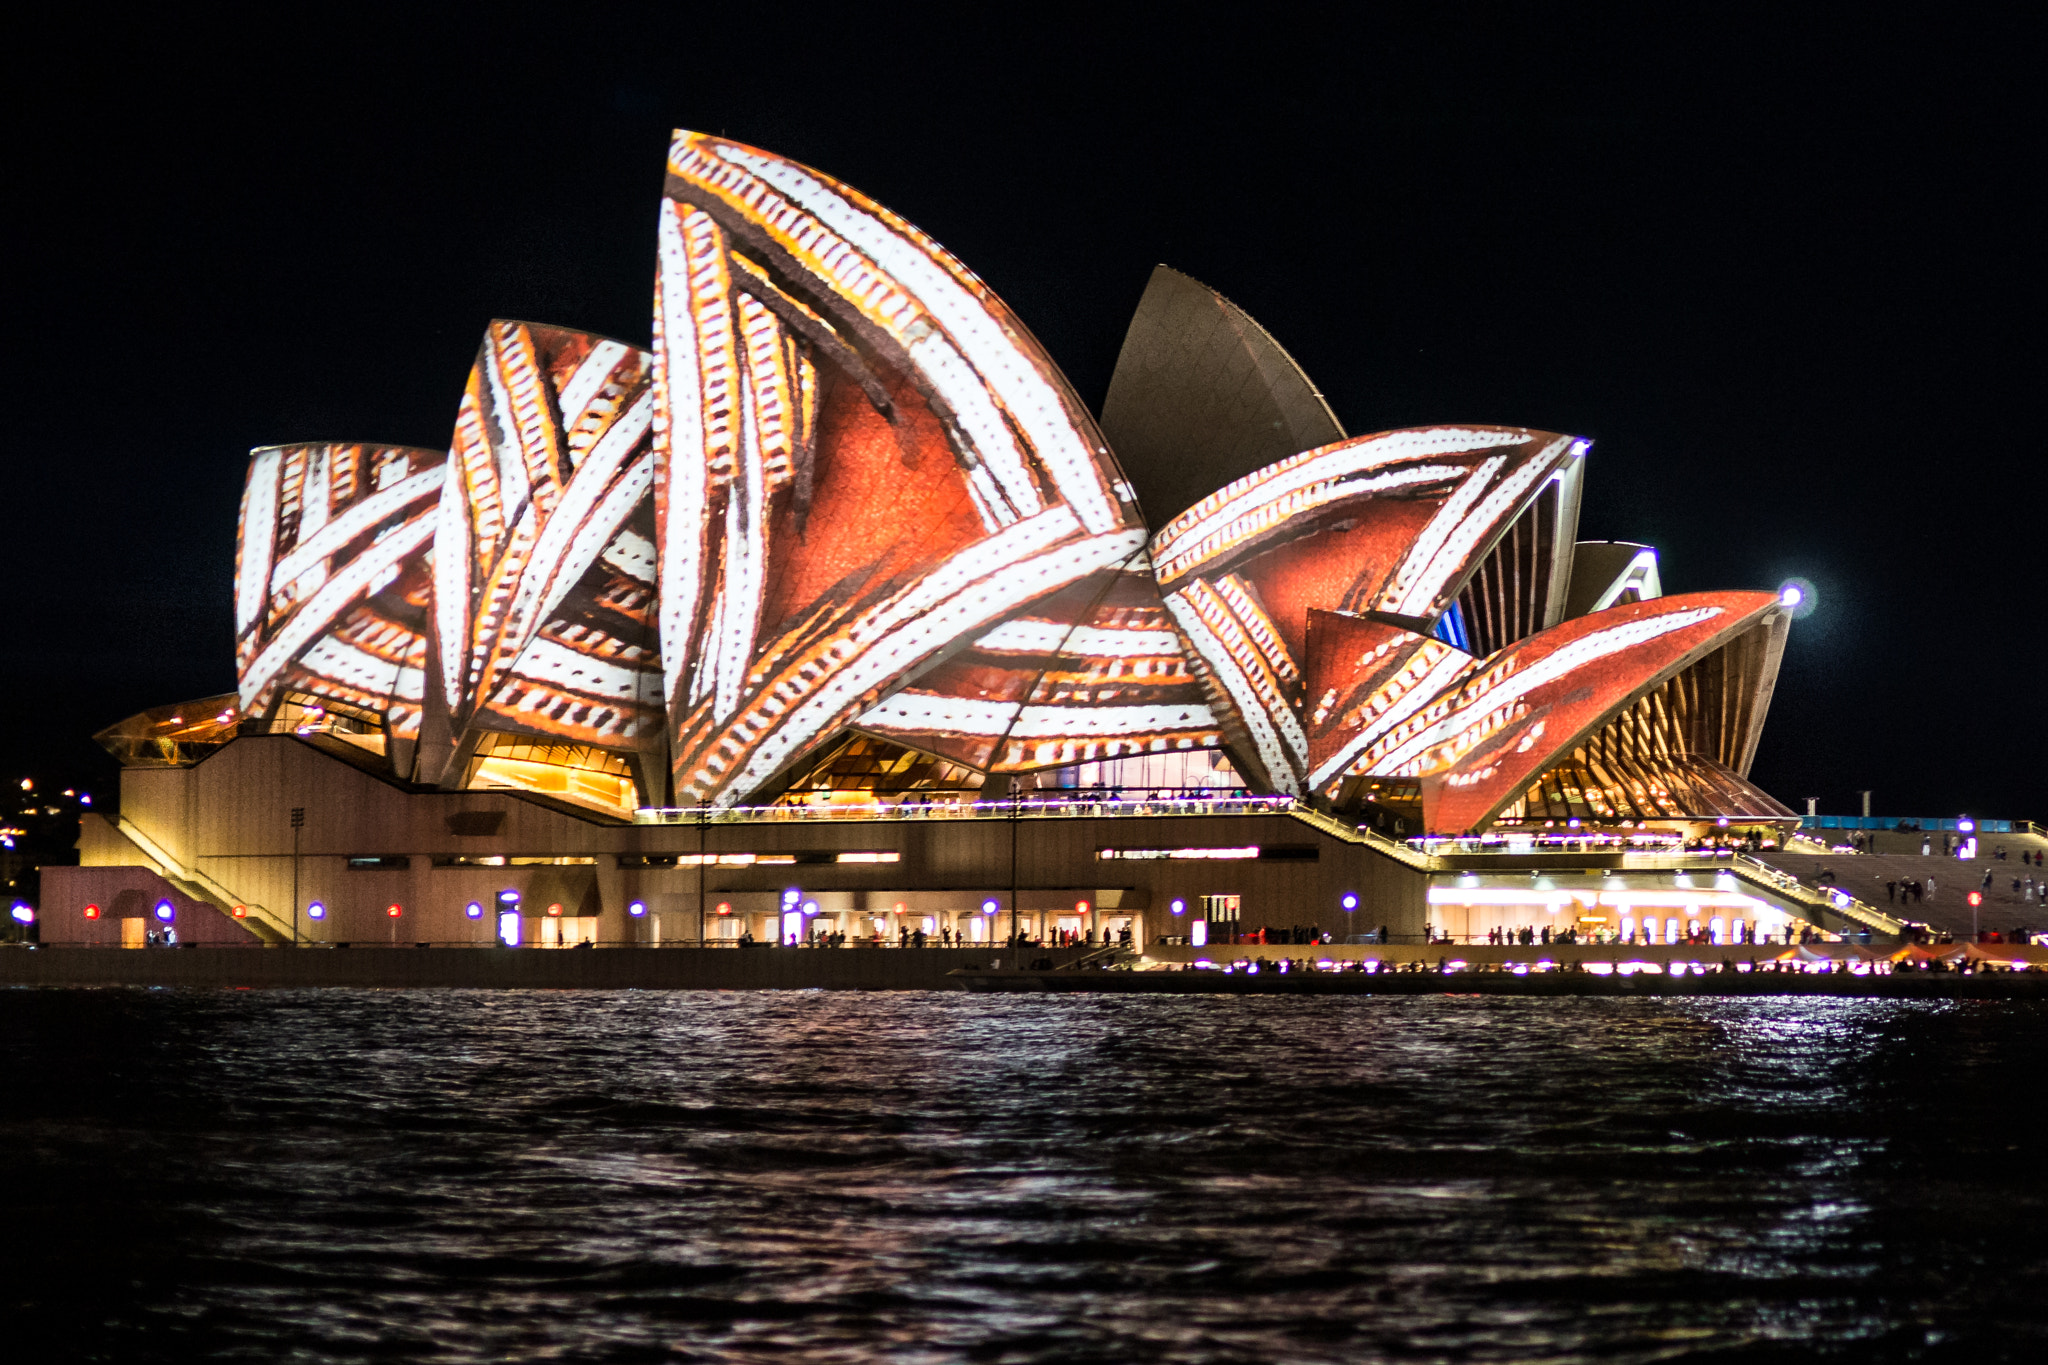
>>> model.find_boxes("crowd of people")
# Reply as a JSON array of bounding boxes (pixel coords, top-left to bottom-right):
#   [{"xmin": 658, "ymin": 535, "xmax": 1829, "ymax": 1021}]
[
  {"xmin": 739, "ymin": 923, "xmax": 1137, "ymax": 949},
  {"xmin": 1461, "ymin": 921, "xmax": 1812, "ymax": 947}
]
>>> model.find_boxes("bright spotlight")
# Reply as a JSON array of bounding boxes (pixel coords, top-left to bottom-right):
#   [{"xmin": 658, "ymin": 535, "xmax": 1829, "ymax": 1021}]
[{"xmin": 1777, "ymin": 577, "xmax": 1817, "ymax": 619}]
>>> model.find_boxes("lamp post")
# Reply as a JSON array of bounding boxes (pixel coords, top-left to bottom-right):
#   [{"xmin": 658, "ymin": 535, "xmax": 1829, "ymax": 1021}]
[
  {"xmin": 1342, "ymin": 892, "xmax": 1358, "ymax": 943},
  {"xmin": 697, "ymin": 802, "xmax": 707, "ymax": 947},
  {"xmin": 289, "ymin": 806, "xmax": 304, "ymax": 947},
  {"xmin": 1009, "ymin": 784, "xmax": 1021, "ymax": 946}
]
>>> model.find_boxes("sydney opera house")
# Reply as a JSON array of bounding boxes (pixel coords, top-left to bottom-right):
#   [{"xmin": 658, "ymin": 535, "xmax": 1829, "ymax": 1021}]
[{"xmin": 49, "ymin": 132, "xmax": 1834, "ymax": 952}]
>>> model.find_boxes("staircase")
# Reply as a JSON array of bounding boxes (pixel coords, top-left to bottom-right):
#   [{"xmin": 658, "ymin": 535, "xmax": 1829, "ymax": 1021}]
[
  {"xmin": 114, "ymin": 816, "xmax": 292, "ymax": 944},
  {"xmin": 1750, "ymin": 837, "xmax": 2048, "ymax": 941}
]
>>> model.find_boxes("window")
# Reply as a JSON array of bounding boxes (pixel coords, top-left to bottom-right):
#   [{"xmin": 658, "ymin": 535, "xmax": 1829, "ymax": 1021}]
[
  {"xmin": 347, "ymin": 856, "xmax": 409, "ymax": 870},
  {"xmin": 465, "ymin": 734, "xmax": 640, "ymax": 818},
  {"xmin": 534, "ymin": 916, "xmax": 599, "ymax": 948},
  {"xmin": 1100, "ymin": 847, "xmax": 1259, "ymax": 861},
  {"xmin": 615, "ymin": 851, "xmax": 897, "ymax": 868}
]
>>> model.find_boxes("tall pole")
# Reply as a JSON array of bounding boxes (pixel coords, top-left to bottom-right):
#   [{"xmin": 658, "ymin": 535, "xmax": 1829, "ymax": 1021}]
[
  {"xmin": 697, "ymin": 804, "xmax": 707, "ymax": 946},
  {"xmin": 289, "ymin": 806, "xmax": 304, "ymax": 947},
  {"xmin": 1009, "ymin": 786, "xmax": 1020, "ymax": 946}
]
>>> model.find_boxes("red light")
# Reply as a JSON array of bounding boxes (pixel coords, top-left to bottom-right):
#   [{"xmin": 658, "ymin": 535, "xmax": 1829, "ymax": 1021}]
[
  {"xmin": 546, "ymin": 903, "xmax": 563, "ymax": 916},
  {"xmin": 232, "ymin": 905, "xmax": 248, "ymax": 918},
  {"xmin": 1076, "ymin": 900, "xmax": 1090, "ymax": 914},
  {"xmin": 716, "ymin": 902, "xmax": 732, "ymax": 915},
  {"xmin": 83, "ymin": 903, "xmax": 100, "ymax": 920},
  {"xmin": 1968, "ymin": 892, "xmax": 1983, "ymax": 907},
  {"xmin": 387, "ymin": 903, "xmax": 402, "ymax": 917}
]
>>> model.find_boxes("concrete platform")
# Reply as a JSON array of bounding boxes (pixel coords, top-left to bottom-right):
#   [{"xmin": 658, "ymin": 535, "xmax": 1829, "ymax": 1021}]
[
  {"xmin": 0, "ymin": 945, "xmax": 1083, "ymax": 990},
  {"xmin": 956, "ymin": 966, "xmax": 2048, "ymax": 998}
]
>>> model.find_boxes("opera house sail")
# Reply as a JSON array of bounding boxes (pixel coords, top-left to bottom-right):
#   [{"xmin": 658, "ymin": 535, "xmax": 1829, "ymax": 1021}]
[{"xmin": 122, "ymin": 129, "xmax": 1797, "ymax": 843}]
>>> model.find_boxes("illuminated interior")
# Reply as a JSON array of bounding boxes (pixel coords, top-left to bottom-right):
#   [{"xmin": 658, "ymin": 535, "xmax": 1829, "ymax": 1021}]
[
  {"xmin": 277, "ymin": 693, "xmax": 387, "ymax": 757},
  {"xmin": 92, "ymin": 694, "xmax": 241, "ymax": 768},
  {"xmin": 776, "ymin": 735, "xmax": 983, "ymax": 805},
  {"xmin": 464, "ymin": 735, "xmax": 640, "ymax": 818},
  {"xmin": 1426, "ymin": 876, "xmax": 1798, "ymax": 945}
]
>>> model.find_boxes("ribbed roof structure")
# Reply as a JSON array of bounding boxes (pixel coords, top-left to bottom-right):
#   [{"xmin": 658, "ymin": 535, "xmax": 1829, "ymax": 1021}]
[{"xmin": 205, "ymin": 131, "xmax": 1796, "ymax": 832}]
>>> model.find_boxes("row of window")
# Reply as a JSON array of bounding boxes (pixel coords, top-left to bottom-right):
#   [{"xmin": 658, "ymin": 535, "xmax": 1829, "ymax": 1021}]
[
  {"xmin": 344, "ymin": 846, "xmax": 1302, "ymax": 870},
  {"xmin": 344, "ymin": 852, "xmax": 904, "ymax": 870}
]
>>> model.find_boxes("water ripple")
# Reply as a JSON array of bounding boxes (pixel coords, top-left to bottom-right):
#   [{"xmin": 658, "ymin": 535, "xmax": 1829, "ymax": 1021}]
[{"xmin": 2, "ymin": 990, "xmax": 2045, "ymax": 1362}]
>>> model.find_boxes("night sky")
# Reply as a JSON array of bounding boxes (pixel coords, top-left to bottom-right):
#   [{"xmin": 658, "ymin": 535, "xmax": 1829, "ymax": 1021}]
[{"xmin": 5, "ymin": 9, "xmax": 2040, "ymax": 820}]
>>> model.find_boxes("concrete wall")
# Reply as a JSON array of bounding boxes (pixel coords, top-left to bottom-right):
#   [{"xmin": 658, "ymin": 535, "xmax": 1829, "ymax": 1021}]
[
  {"xmin": 39, "ymin": 866, "xmax": 264, "ymax": 946},
  {"xmin": 71, "ymin": 735, "xmax": 1429, "ymax": 947}
]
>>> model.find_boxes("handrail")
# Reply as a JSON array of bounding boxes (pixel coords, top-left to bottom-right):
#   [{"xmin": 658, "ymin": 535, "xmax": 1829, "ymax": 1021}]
[
  {"xmin": 635, "ymin": 794, "xmax": 1304, "ymax": 824},
  {"xmin": 1722, "ymin": 853, "xmax": 1904, "ymax": 937},
  {"xmin": 1283, "ymin": 803, "xmax": 1442, "ymax": 870}
]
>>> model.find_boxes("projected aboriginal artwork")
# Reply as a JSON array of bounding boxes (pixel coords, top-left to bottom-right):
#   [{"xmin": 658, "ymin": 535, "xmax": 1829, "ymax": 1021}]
[
  {"xmin": 234, "ymin": 443, "xmax": 447, "ymax": 740},
  {"xmin": 651, "ymin": 131, "xmax": 1144, "ymax": 805},
  {"xmin": 1303, "ymin": 609, "xmax": 1478, "ymax": 798},
  {"xmin": 1147, "ymin": 426, "xmax": 1584, "ymax": 794},
  {"xmin": 416, "ymin": 321, "xmax": 662, "ymax": 781},
  {"xmin": 854, "ymin": 549, "xmax": 1219, "ymax": 772},
  {"xmin": 204, "ymin": 129, "xmax": 1796, "ymax": 831},
  {"xmin": 1351, "ymin": 592, "xmax": 1785, "ymax": 832}
]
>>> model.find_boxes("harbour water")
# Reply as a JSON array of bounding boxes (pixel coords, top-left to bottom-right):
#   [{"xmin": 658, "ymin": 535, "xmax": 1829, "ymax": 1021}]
[{"xmin": 4, "ymin": 989, "xmax": 2045, "ymax": 1362}]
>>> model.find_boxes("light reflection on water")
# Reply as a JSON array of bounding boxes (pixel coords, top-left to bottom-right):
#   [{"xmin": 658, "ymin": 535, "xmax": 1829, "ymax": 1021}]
[{"xmin": 3, "ymin": 990, "xmax": 2045, "ymax": 1362}]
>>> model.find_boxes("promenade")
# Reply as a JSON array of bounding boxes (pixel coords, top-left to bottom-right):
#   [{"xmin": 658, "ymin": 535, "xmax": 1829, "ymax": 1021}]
[{"xmin": 0, "ymin": 944, "xmax": 1086, "ymax": 991}]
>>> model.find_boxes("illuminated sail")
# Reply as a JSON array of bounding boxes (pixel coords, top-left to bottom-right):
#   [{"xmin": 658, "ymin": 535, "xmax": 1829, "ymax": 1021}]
[
  {"xmin": 1150, "ymin": 425, "xmax": 1584, "ymax": 792},
  {"xmin": 1338, "ymin": 591, "xmax": 1786, "ymax": 832},
  {"xmin": 416, "ymin": 321, "xmax": 662, "ymax": 782},
  {"xmin": 234, "ymin": 443, "xmax": 446, "ymax": 741},
  {"xmin": 654, "ymin": 131, "xmax": 1143, "ymax": 805}
]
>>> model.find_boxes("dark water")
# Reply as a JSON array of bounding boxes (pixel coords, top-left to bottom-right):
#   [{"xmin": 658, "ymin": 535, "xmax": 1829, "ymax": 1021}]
[{"xmin": 3, "ymin": 990, "xmax": 2046, "ymax": 1363}]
